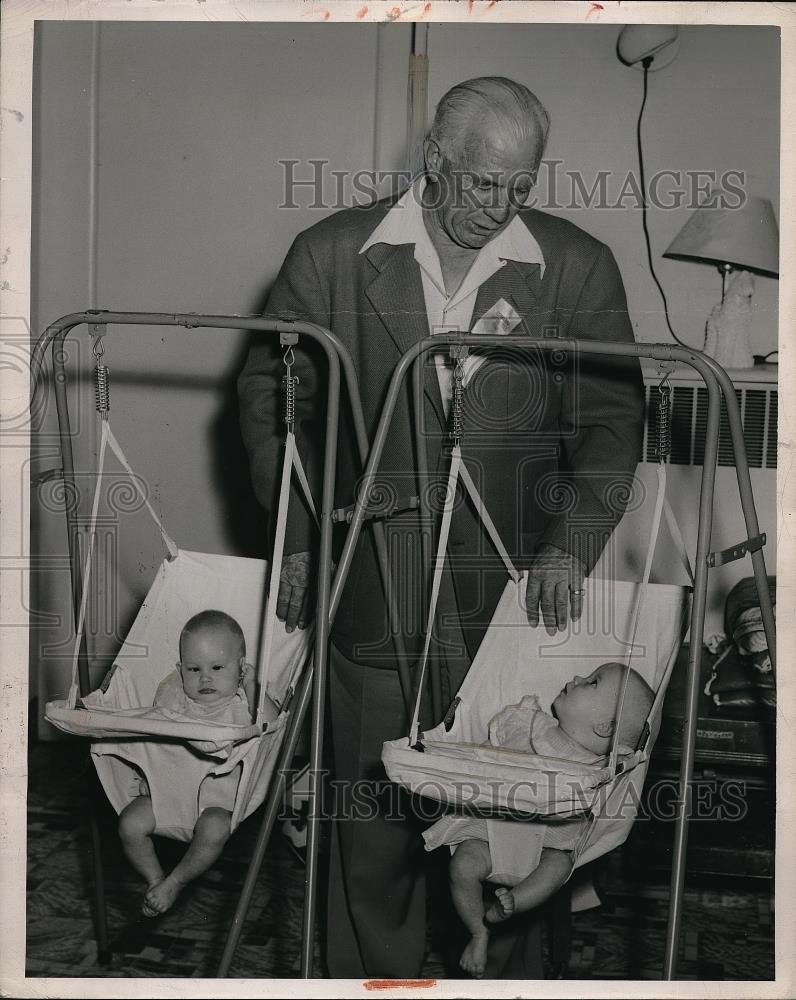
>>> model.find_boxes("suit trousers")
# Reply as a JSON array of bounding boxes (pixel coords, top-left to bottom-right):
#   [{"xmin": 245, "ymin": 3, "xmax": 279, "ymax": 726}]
[{"xmin": 325, "ymin": 643, "xmax": 427, "ymax": 977}]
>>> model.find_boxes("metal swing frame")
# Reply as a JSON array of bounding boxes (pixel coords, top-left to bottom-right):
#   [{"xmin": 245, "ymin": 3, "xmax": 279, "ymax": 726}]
[
  {"xmin": 329, "ymin": 331, "xmax": 776, "ymax": 981},
  {"xmin": 32, "ymin": 310, "xmax": 418, "ymax": 979},
  {"xmin": 32, "ymin": 315, "xmax": 776, "ymax": 981}
]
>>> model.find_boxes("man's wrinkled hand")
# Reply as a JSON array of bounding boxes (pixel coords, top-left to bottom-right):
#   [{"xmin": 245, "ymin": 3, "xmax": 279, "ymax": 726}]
[
  {"xmin": 277, "ymin": 550, "xmax": 314, "ymax": 632},
  {"xmin": 525, "ymin": 543, "xmax": 586, "ymax": 635}
]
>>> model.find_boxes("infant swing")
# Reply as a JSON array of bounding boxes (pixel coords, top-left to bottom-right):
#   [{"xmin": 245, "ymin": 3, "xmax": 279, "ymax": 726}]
[
  {"xmin": 382, "ymin": 357, "xmax": 691, "ymax": 869},
  {"xmin": 35, "ymin": 311, "xmax": 345, "ymax": 968},
  {"xmin": 44, "ymin": 330, "xmax": 317, "ymax": 839},
  {"xmin": 330, "ymin": 331, "xmax": 775, "ymax": 978},
  {"xmin": 382, "ymin": 352, "xmax": 692, "ymax": 872}
]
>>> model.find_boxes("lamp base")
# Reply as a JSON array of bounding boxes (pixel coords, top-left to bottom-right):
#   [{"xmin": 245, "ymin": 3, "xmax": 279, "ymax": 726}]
[{"xmin": 703, "ymin": 270, "xmax": 755, "ymax": 369}]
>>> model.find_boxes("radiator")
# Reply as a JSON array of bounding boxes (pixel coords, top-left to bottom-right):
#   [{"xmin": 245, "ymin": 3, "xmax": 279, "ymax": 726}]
[{"xmin": 597, "ymin": 363, "xmax": 777, "ymax": 637}]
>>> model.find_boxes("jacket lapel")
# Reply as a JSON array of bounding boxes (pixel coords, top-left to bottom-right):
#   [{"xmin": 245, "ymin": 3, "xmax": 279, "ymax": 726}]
[{"xmin": 364, "ymin": 242, "xmax": 447, "ymax": 429}]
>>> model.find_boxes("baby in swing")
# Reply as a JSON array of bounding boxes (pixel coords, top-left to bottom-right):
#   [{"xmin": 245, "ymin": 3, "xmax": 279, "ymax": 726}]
[
  {"xmin": 424, "ymin": 661, "xmax": 654, "ymax": 977},
  {"xmin": 118, "ymin": 609, "xmax": 276, "ymax": 916}
]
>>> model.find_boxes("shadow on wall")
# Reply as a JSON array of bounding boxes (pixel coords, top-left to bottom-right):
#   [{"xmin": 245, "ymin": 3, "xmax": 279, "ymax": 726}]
[
  {"xmin": 210, "ymin": 337, "xmax": 273, "ymax": 558},
  {"xmin": 211, "ymin": 282, "xmax": 281, "ymax": 558}
]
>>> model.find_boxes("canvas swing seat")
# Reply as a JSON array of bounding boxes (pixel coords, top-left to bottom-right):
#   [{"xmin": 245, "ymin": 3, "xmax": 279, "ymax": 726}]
[
  {"xmin": 382, "ymin": 439, "xmax": 692, "ymax": 870},
  {"xmin": 46, "ymin": 412, "xmax": 315, "ymax": 842}
]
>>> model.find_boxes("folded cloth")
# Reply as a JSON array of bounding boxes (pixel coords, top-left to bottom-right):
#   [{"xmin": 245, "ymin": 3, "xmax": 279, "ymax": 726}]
[{"xmin": 725, "ymin": 576, "xmax": 776, "ymax": 650}]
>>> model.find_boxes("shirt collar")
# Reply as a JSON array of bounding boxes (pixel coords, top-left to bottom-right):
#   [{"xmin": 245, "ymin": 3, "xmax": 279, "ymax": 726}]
[{"xmin": 359, "ymin": 177, "xmax": 546, "ymax": 278}]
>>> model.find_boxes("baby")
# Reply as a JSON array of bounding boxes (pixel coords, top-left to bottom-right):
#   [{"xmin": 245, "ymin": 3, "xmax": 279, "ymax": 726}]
[
  {"xmin": 118, "ymin": 609, "xmax": 277, "ymax": 917},
  {"xmin": 424, "ymin": 661, "xmax": 654, "ymax": 978}
]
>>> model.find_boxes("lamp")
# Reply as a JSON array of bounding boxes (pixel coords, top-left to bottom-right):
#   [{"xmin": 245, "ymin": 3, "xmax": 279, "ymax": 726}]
[
  {"xmin": 617, "ymin": 25, "xmax": 680, "ymax": 70},
  {"xmin": 663, "ymin": 195, "xmax": 779, "ymax": 366}
]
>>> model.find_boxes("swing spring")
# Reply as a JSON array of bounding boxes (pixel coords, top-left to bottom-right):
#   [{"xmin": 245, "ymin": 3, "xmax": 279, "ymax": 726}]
[
  {"xmin": 95, "ymin": 364, "xmax": 111, "ymax": 415},
  {"xmin": 282, "ymin": 347, "xmax": 299, "ymax": 430},
  {"xmin": 451, "ymin": 359, "xmax": 465, "ymax": 444},
  {"xmin": 656, "ymin": 378, "xmax": 672, "ymax": 462}
]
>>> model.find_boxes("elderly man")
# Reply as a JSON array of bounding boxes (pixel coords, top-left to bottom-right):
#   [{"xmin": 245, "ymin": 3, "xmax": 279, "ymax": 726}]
[{"xmin": 239, "ymin": 77, "xmax": 643, "ymax": 978}]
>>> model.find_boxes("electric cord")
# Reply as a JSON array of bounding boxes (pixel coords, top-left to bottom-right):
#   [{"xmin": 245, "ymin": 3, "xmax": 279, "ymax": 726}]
[{"xmin": 637, "ymin": 58, "xmax": 691, "ymax": 349}]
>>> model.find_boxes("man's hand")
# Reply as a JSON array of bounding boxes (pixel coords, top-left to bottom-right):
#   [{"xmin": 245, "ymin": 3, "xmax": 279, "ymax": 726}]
[
  {"xmin": 525, "ymin": 543, "xmax": 586, "ymax": 635},
  {"xmin": 277, "ymin": 550, "xmax": 314, "ymax": 632}
]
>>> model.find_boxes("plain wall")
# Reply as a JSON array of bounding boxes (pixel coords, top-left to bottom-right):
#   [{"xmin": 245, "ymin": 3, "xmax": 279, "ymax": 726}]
[{"xmin": 31, "ymin": 22, "xmax": 779, "ymax": 730}]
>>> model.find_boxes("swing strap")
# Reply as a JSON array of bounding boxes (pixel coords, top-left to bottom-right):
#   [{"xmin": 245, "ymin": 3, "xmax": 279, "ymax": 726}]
[
  {"xmin": 458, "ymin": 459, "xmax": 521, "ymax": 585},
  {"xmin": 571, "ymin": 463, "xmax": 694, "ymax": 864},
  {"xmin": 105, "ymin": 424, "xmax": 179, "ymax": 558},
  {"xmin": 66, "ymin": 420, "xmax": 179, "ymax": 709},
  {"xmin": 608, "ymin": 459, "xmax": 695, "ymax": 771},
  {"xmin": 663, "ymin": 495, "xmax": 694, "ymax": 585},
  {"xmin": 409, "ymin": 446, "xmax": 461, "ymax": 747},
  {"xmin": 630, "ymin": 486, "xmax": 695, "ymax": 747},
  {"xmin": 607, "ymin": 462, "xmax": 666, "ymax": 772},
  {"xmin": 255, "ymin": 431, "xmax": 318, "ymax": 725},
  {"xmin": 66, "ymin": 421, "xmax": 109, "ymax": 708},
  {"xmin": 408, "ymin": 445, "xmax": 520, "ymax": 745}
]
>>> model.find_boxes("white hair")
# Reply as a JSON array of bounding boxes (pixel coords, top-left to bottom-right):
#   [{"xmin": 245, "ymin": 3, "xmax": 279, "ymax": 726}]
[{"xmin": 427, "ymin": 77, "xmax": 550, "ymax": 172}]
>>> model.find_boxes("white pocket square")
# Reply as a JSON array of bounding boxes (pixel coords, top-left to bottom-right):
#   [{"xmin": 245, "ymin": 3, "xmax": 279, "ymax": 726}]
[
  {"xmin": 463, "ymin": 299, "xmax": 523, "ymax": 384},
  {"xmin": 471, "ymin": 298, "xmax": 523, "ymax": 337}
]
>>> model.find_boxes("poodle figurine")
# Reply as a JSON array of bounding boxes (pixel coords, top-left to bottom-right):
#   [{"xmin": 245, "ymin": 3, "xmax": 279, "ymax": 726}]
[{"xmin": 703, "ymin": 269, "xmax": 755, "ymax": 369}]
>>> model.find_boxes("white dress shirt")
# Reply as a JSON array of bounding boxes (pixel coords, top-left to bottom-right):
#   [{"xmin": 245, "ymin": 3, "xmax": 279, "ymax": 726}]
[{"xmin": 360, "ymin": 179, "xmax": 546, "ymax": 415}]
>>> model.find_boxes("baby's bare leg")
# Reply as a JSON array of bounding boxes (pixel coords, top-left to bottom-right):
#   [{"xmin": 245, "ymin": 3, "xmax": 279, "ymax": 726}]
[
  {"xmin": 118, "ymin": 795, "xmax": 164, "ymax": 915},
  {"xmin": 485, "ymin": 847, "xmax": 571, "ymax": 924},
  {"xmin": 143, "ymin": 807, "xmax": 231, "ymax": 916},
  {"xmin": 448, "ymin": 839, "xmax": 492, "ymax": 978}
]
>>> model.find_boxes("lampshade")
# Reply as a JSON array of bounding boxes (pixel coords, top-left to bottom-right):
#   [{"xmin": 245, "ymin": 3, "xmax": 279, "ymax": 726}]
[
  {"xmin": 617, "ymin": 25, "xmax": 679, "ymax": 70},
  {"xmin": 663, "ymin": 196, "xmax": 779, "ymax": 277}
]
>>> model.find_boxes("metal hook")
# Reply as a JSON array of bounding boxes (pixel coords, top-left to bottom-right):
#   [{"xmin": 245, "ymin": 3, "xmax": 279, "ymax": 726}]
[
  {"xmin": 283, "ymin": 345, "xmax": 295, "ymax": 369},
  {"xmin": 450, "ymin": 354, "xmax": 465, "ymax": 445},
  {"xmin": 657, "ymin": 359, "xmax": 676, "ymax": 391},
  {"xmin": 90, "ymin": 323, "xmax": 106, "ymax": 363},
  {"xmin": 656, "ymin": 365, "xmax": 674, "ymax": 463}
]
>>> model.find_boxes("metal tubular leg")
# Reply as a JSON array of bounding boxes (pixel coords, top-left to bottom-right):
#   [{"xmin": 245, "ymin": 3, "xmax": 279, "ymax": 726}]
[
  {"xmin": 52, "ymin": 338, "xmax": 92, "ymax": 698},
  {"xmin": 704, "ymin": 360, "xmax": 776, "ymax": 668},
  {"xmin": 300, "ymin": 353, "xmax": 341, "ymax": 979},
  {"xmin": 412, "ymin": 356, "xmax": 442, "ymax": 723},
  {"xmin": 662, "ymin": 381, "xmax": 721, "ymax": 979},
  {"xmin": 323, "ymin": 327, "xmax": 413, "ymax": 719},
  {"xmin": 221, "ymin": 325, "xmax": 411, "ymax": 976},
  {"xmin": 370, "ymin": 523, "xmax": 413, "ymax": 717},
  {"xmin": 52, "ymin": 334, "xmax": 110, "ymax": 963},
  {"xmin": 216, "ymin": 665, "xmax": 314, "ymax": 977}
]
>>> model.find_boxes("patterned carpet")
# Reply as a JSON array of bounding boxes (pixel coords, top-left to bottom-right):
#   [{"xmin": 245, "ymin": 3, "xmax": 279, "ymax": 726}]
[{"xmin": 26, "ymin": 740, "xmax": 774, "ymax": 981}]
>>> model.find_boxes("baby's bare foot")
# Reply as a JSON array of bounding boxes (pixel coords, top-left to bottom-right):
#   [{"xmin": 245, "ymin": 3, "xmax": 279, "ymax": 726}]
[
  {"xmin": 485, "ymin": 886, "xmax": 515, "ymax": 924},
  {"xmin": 459, "ymin": 931, "xmax": 489, "ymax": 978},
  {"xmin": 142, "ymin": 875, "xmax": 182, "ymax": 916},
  {"xmin": 141, "ymin": 878, "xmax": 163, "ymax": 917}
]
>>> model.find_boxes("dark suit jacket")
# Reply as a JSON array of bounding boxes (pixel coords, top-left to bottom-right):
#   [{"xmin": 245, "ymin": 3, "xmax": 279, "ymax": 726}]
[{"xmin": 238, "ymin": 198, "xmax": 644, "ymax": 666}]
